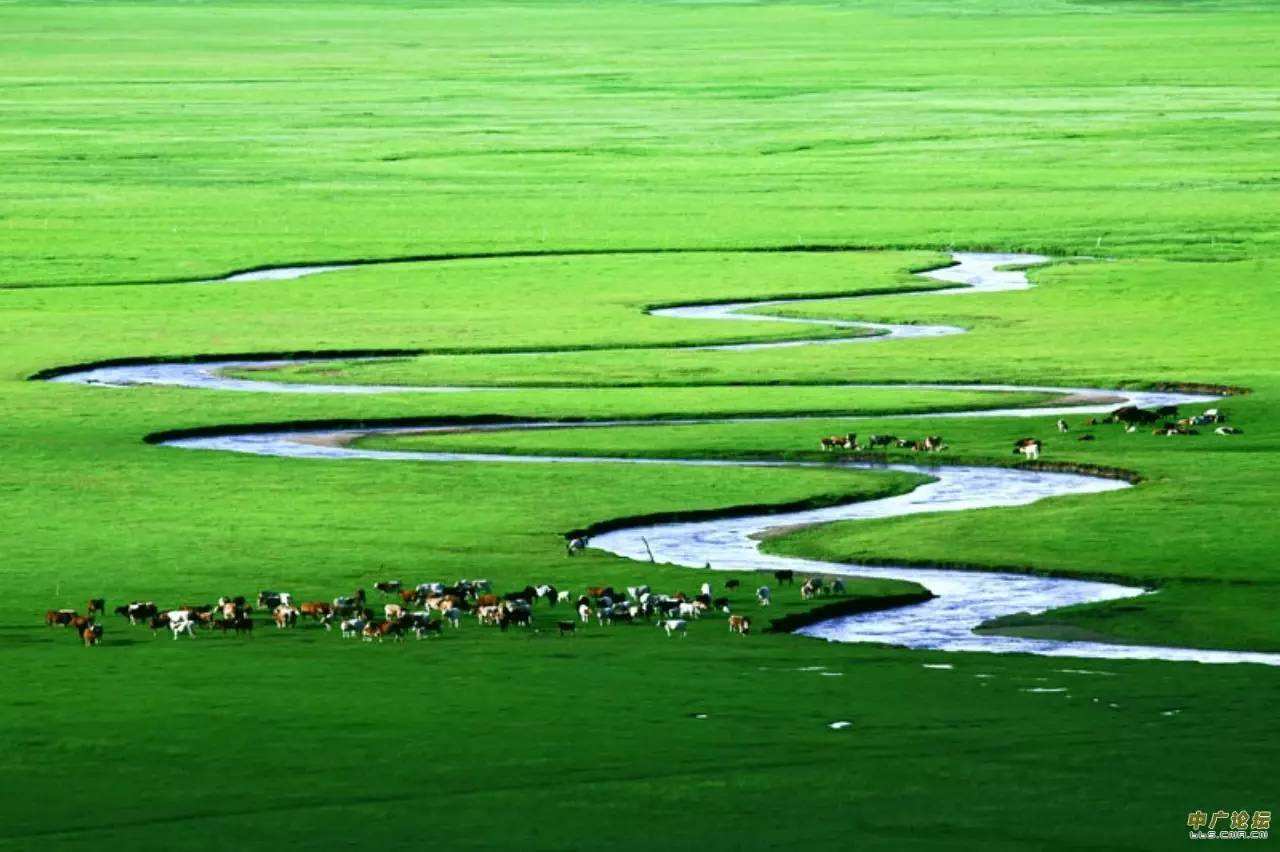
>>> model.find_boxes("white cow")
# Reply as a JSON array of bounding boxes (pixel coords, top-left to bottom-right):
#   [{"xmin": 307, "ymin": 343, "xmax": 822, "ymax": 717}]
[
  {"xmin": 678, "ymin": 602, "xmax": 702, "ymax": 619},
  {"xmin": 578, "ymin": 603, "xmax": 592, "ymax": 623},
  {"xmin": 660, "ymin": 619, "xmax": 688, "ymax": 638},
  {"xmin": 340, "ymin": 618, "xmax": 365, "ymax": 638},
  {"xmin": 168, "ymin": 615, "xmax": 195, "ymax": 640}
]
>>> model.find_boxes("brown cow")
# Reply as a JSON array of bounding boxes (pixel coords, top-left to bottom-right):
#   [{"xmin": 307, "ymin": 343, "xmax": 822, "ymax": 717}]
[
  {"xmin": 299, "ymin": 601, "xmax": 332, "ymax": 620},
  {"xmin": 82, "ymin": 623, "xmax": 103, "ymax": 646},
  {"xmin": 45, "ymin": 609, "xmax": 76, "ymax": 627},
  {"xmin": 729, "ymin": 615, "xmax": 751, "ymax": 635}
]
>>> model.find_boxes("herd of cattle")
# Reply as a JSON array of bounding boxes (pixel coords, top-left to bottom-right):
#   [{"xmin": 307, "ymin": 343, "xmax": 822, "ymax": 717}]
[
  {"xmin": 44, "ymin": 568, "xmax": 847, "ymax": 647},
  {"xmin": 819, "ymin": 406, "xmax": 1236, "ymax": 463},
  {"xmin": 1016, "ymin": 405, "xmax": 1237, "ymax": 459}
]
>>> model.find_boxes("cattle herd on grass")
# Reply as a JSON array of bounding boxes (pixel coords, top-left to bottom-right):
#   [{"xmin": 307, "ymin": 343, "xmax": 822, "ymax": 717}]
[
  {"xmin": 47, "ymin": 405, "xmax": 1238, "ymax": 648},
  {"xmin": 818, "ymin": 405, "xmax": 1237, "ymax": 463},
  {"xmin": 43, "ymin": 567, "xmax": 849, "ymax": 647}
]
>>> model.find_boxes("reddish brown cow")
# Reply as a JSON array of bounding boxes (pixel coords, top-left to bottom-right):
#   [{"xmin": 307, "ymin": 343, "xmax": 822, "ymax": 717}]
[
  {"xmin": 45, "ymin": 609, "xmax": 76, "ymax": 627},
  {"xmin": 299, "ymin": 601, "xmax": 332, "ymax": 620},
  {"xmin": 82, "ymin": 624, "xmax": 103, "ymax": 646}
]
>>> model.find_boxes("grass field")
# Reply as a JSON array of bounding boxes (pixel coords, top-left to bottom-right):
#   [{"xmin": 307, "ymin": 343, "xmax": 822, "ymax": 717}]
[{"xmin": 2, "ymin": 0, "xmax": 1278, "ymax": 849}]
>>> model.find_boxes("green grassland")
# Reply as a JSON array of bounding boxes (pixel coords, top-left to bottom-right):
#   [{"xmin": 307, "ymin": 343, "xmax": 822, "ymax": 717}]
[
  {"xmin": 2, "ymin": 0, "xmax": 1277, "ymax": 286},
  {"xmin": 2, "ymin": 0, "xmax": 1279, "ymax": 848}
]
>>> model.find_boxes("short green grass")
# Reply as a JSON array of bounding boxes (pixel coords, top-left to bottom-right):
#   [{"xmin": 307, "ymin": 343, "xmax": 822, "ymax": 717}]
[{"xmin": 2, "ymin": 0, "xmax": 1278, "ymax": 848}]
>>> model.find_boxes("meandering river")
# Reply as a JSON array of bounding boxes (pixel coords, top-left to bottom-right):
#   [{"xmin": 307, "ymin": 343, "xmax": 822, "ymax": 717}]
[{"xmin": 49, "ymin": 253, "xmax": 1276, "ymax": 665}]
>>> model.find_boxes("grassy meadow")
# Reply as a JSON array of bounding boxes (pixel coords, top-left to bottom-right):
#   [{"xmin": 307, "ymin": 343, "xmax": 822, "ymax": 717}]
[{"xmin": 1, "ymin": 0, "xmax": 1278, "ymax": 849}]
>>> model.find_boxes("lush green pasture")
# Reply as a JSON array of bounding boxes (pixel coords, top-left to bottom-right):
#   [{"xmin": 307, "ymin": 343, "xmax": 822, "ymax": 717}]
[
  {"xmin": 1, "ymin": 0, "xmax": 1278, "ymax": 848},
  {"xmin": 1, "ymin": 0, "xmax": 1278, "ymax": 286}
]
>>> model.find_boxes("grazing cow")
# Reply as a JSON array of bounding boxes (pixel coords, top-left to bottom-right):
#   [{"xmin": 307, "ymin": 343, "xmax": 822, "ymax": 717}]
[
  {"xmin": 1215, "ymin": 426, "xmax": 1243, "ymax": 436},
  {"xmin": 118, "ymin": 601, "xmax": 158, "ymax": 625},
  {"xmin": 577, "ymin": 602, "xmax": 592, "ymax": 624},
  {"xmin": 1109, "ymin": 406, "xmax": 1159, "ymax": 426},
  {"xmin": 214, "ymin": 617, "xmax": 253, "ymax": 636},
  {"xmin": 45, "ymin": 609, "xmax": 76, "ymax": 627},
  {"xmin": 82, "ymin": 623, "xmax": 103, "ymax": 646},
  {"xmin": 830, "ymin": 578, "xmax": 846, "ymax": 595},
  {"xmin": 1013, "ymin": 438, "xmax": 1042, "ymax": 460},
  {"xmin": 257, "ymin": 591, "xmax": 292, "ymax": 610},
  {"xmin": 374, "ymin": 580, "xmax": 401, "ymax": 597},
  {"xmin": 654, "ymin": 598, "xmax": 681, "ymax": 617},
  {"xmin": 332, "ymin": 595, "xmax": 364, "ymax": 616},
  {"xmin": 724, "ymin": 579, "xmax": 741, "ymax": 591},
  {"xmin": 865, "ymin": 434, "xmax": 897, "ymax": 448},
  {"xmin": 557, "ymin": 621, "xmax": 576, "ymax": 637},
  {"xmin": 801, "ymin": 577, "xmax": 823, "ymax": 600},
  {"xmin": 1056, "ymin": 419, "xmax": 1069, "ymax": 433},
  {"xmin": 566, "ymin": 535, "xmax": 589, "ymax": 557},
  {"xmin": 169, "ymin": 616, "xmax": 196, "ymax": 640},
  {"xmin": 273, "ymin": 605, "xmax": 299, "ymax": 629},
  {"xmin": 712, "ymin": 596, "xmax": 731, "ymax": 613},
  {"xmin": 922, "ymin": 435, "xmax": 945, "ymax": 452},
  {"xmin": 756, "ymin": 586, "xmax": 772, "ymax": 607},
  {"xmin": 340, "ymin": 618, "xmax": 366, "ymax": 638},
  {"xmin": 728, "ymin": 615, "xmax": 751, "ymax": 635},
  {"xmin": 503, "ymin": 586, "xmax": 537, "ymax": 607},
  {"xmin": 86, "ymin": 598, "xmax": 105, "ymax": 617},
  {"xmin": 660, "ymin": 619, "xmax": 688, "ymax": 638},
  {"xmin": 773, "ymin": 570, "xmax": 794, "ymax": 585},
  {"xmin": 557, "ymin": 590, "xmax": 573, "ymax": 604},
  {"xmin": 500, "ymin": 608, "xmax": 532, "ymax": 631},
  {"xmin": 819, "ymin": 434, "xmax": 856, "ymax": 452},
  {"xmin": 411, "ymin": 618, "xmax": 443, "ymax": 640},
  {"xmin": 300, "ymin": 601, "xmax": 332, "ymax": 621}
]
